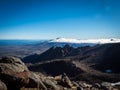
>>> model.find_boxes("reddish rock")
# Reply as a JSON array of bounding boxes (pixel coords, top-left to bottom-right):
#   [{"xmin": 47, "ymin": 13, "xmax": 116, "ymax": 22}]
[{"xmin": 0, "ymin": 56, "xmax": 29, "ymax": 90}]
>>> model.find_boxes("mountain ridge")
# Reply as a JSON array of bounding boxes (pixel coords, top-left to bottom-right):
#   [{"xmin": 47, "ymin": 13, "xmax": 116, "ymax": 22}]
[{"xmin": 23, "ymin": 43, "xmax": 120, "ymax": 74}]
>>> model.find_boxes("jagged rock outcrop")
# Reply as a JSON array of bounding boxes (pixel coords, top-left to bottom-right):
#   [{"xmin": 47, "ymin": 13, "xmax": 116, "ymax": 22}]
[
  {"xmin": 26, "ymin": 72, "xmax": 47, "ymax": 90},
  {"xmin": 60, "ymin": 73, "xmax": 73, "ymax": 88},
  {"xmin": 0, "ymin": 56, "xmax": 78, "ymax": 90},
  {"xmin": 42, "ymin": 78, "xmax": 60, "ymax": 90},
  {"xmin": 1, "ymin": 55, "xmax": 120, "ymax": 90},
  {"xmin": 0, "ymin": 56, "xmax": 49, "ymax": 90},
  {"xmin": 0, "ymin": 56, "xmax": 29, "ymax": 90}
]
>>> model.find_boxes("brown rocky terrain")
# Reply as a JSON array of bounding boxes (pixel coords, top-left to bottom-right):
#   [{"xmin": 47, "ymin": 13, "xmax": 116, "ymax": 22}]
[
  {"xmin": 0, "ymin": 56, "xmax": 120, "ymax": 90},
  {"xmin": 1, "ymin": 43, "xmax": 120, "ymax": 90}
]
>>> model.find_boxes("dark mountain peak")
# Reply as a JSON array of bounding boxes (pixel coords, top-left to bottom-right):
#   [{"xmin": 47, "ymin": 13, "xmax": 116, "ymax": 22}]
[
  {"xmin": 50, "ymin": 44, "xmax": 72, "ymax": 53},
  {"xmin": 49, "ymin": 46, "xmax": 62, "ymax": 51},
  {"xmin": 23, "ymin": 44, "xmax": 81, "ymax": 63}
]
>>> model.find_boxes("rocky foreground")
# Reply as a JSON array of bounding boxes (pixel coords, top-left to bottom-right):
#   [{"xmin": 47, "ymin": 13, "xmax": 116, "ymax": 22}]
[{"xmin": 0, "ymin": 56, "xmax": 120, "ymax": 90}]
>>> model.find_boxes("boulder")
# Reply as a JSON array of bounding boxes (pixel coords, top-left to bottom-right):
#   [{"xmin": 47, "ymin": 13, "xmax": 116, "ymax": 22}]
[
  {"xmin": 0, "ymin": 56, "xmax": 29, "ymax": 90},
  {"xmin": 42, "ymin": 78, "xmax": 60, "ymax": 90},
  {"xmin": 0, "ymin": 80, "xmax": 7, "ymax": 90},
  {"xmin": 101, "ymin": 82, "xmax": 114, "ymax": 90},
  {"xmin": 60, "ymin": 73, "xmax": 73, "ymax": 88},
  {"xmin": 54, "ymin": 75, "xmax": 62, "ymax": 81},
  {"xmin": 93, "ymin": 83, "xmax": 101, "ymax": 88},
  {"xmin": 26, "ymin": 72, "xmax": 47, "ymax": 90}
]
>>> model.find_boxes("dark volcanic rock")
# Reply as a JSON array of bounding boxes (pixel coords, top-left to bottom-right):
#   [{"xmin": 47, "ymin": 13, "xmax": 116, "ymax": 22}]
[
  {"xmin": 29, "ymin": 60, "xmax": 83, "ymax": 77},
  {"xmin": 0, "ymin": 56, "xmax": 29, "ymax": 90},
  {"xmin": 87, "ymin": 43, "xmax": 120, "ymax": 73},
  {"xmin": 98, "ymin": 43, "xmax": 120, "ymax": 73}
]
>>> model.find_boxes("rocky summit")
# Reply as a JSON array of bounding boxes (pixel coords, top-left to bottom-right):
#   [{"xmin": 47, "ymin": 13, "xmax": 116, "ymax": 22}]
[{"xmin": 0, "ymin": 55, "xmax": 120, "ymax": 90}]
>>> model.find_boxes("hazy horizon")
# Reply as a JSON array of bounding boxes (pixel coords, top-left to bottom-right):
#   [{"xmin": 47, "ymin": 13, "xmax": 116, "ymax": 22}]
[
  {"xmin": 0, "ymin": 37, "xmax": 120, "ymax": 40},
  {"xmin": 0, "ymin": 0, "xmax": 120, "ymax": 39}
]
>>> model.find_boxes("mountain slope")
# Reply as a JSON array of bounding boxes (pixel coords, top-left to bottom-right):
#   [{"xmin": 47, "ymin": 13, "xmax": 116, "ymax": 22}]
[
  {"xmin": 23, "ymin": 43, "xmax": 120, "ymax": 73},
  {"xmin": 72, "ymin": 43, "xmax": 120, "ymax": 73},
  {"xmin": 23, "ymin": 44, "xmax": 89, "ymax": 63}
]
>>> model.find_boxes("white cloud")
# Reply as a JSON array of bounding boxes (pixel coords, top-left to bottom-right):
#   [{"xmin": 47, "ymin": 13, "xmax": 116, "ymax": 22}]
[{"xmin": 50, "ymin": 37, "xmax": 120, "ymax": 44}]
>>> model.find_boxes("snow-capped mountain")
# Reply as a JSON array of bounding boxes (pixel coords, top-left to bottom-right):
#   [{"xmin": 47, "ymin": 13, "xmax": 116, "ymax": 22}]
[{"xmin": 50, "ymin": 37, "xmax": 120, "ymax": 44}]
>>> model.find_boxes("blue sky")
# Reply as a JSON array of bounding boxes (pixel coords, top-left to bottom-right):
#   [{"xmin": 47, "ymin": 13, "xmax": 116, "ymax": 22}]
[{"xmin": 0, "ymin": 0, "xmax": 120, "ymax": 39}]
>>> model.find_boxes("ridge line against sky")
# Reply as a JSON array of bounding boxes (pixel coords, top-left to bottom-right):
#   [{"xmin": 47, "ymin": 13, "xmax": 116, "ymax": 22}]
[{"xmin": 0, "ymin": 0, "xmax": 120, "ymax": 39}]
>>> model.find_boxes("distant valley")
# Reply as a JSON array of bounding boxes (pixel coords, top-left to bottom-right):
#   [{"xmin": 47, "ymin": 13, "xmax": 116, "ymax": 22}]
[{"xmin": 0, "ymin": 38, "xmax": 120, "ymax": 58}]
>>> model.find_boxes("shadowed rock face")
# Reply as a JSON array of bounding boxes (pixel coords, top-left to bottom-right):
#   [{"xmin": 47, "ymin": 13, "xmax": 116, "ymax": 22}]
[
  {"xmin": 29, "ymin": 60, "xmax": 83, "ymax": 77},
  {"xmin": 0, "ymin": 56, "xmax": 29, "ymax": 90},
  {"xmin": 0, "ymin": 56, "xmax": 60, "ymax": 90},
  {"xmin": 81, "ymin": 43, "xmax": 120, "ymax": 73}
]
